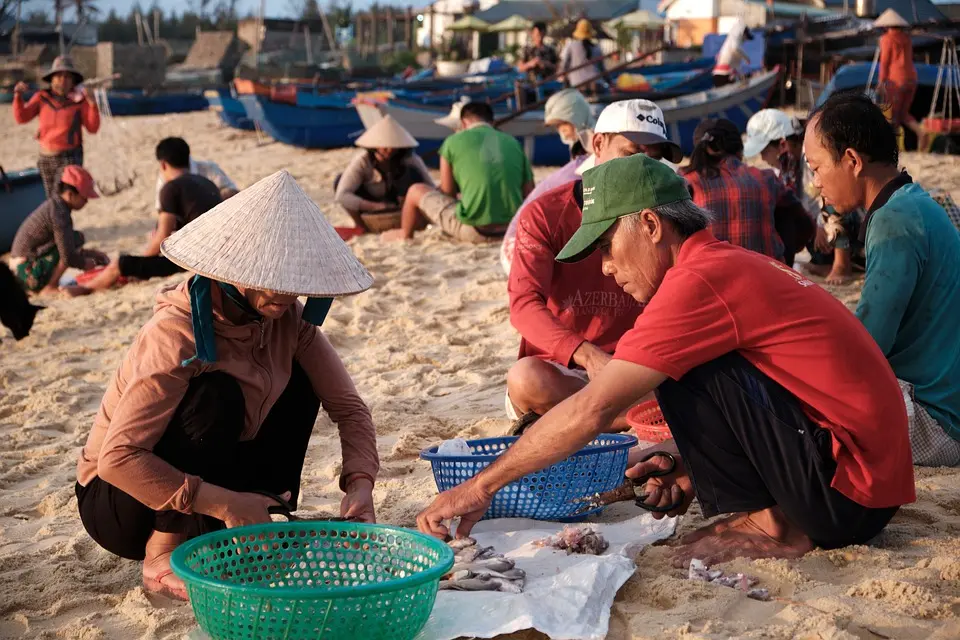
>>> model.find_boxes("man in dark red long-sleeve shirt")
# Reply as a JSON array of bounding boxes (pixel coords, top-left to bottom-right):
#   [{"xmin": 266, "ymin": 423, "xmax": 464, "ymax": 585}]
[{"xmin": 506, "ymin": 99, "xmax": 681, "ymax": 427}]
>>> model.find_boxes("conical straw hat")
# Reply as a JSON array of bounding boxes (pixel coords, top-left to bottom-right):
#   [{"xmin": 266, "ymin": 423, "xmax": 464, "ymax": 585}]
[
  {"xmin": 874, "ymin": 9, "xmax": 909, "ymax": 28},
  {"xmin": 355, "ymin": 114, "xmax": 418, "ymax": 149},
  {"xmin": 161, "ymin": 170, "xmax": 373, "ymax": 297}
]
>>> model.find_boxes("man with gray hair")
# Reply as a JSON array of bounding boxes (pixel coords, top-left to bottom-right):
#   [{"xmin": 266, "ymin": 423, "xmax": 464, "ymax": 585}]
[
  {"xmin": 504, "ymin": 99, "xmax": 681, "ymax": 433},
  {"xmin": 419, "ymin": 154, "xmax": 914, "ymax": 566}
]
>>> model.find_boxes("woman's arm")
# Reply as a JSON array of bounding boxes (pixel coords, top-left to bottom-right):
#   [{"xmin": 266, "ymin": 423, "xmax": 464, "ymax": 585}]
[
  {"xmin": 13, "ymin": 91, "xmax": 42, "ymax": 124},
  {"xmin": 295, "ymin": 324, "xmax": 380, "ymax": 491},
  {"xmin": 81, "ymin": 91, "xmax": 101, "ymax": 133},
  {"xmin": 335, "ymin": 153, "xmax": 392, "ymax": 212}
]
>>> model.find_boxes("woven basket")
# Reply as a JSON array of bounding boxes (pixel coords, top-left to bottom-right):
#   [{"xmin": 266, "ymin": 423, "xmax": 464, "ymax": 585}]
[
  {"xmin": 625, "ymin": 400, "xmax": 672, "ymax": 443},
  {"xmin": 360, "ymin": 210, "xmax": 402, "ymax": 233}
]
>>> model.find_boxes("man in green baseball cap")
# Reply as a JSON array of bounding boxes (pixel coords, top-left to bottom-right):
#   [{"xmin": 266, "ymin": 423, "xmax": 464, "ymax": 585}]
[{"xmin": 418, "ymin": 152, "xmax": 913, "ymax": 568}]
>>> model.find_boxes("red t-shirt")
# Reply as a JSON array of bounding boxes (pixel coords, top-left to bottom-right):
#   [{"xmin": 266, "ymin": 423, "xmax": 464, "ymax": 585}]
[
  {"xmin": 509, "ymin": 182, "xmax": 642, "ymax": 365},
  {"xmin": 614, "ymin": 230, "xmax": 915, "ymax": 509}
]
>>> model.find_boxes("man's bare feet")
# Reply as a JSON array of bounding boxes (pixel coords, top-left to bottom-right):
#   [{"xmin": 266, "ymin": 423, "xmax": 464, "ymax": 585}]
[
  {"xmin": 803, "ymin": 263, "xmax": 831, "ymax": 278},
  {"xmin": 381, "ymin": 228, "xmax": 410, "ymax": 242},
  {"xmin": 143, "ymin": 530, "xmax": 187, "ymax": 600},
  {"xmin": 670, "ymin": 507, "xmax": 814, "ymax": 568},
  {"xmin": 824, "ymin": 248, "xmax": 853, "ymax": 285}
]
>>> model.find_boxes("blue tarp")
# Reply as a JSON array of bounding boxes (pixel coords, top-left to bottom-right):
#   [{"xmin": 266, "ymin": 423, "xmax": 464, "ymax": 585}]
[{"xmin": 702, "ymin": 31, "xmax": 766, "ymax": 75}]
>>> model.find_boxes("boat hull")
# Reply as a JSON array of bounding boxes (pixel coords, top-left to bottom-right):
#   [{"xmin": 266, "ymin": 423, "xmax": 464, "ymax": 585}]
[
  {"xmin": 239, "ymin": 94, "xmax": 363, "ymax": 148},
  {"xmin": 1, "ymin": 168, "xmax": 45, "ymax": 255},
  {"xmin": 205, "ymin": 89, "xmax": 254, "ymax": 130},
  {"xmin": 107, "ymin": 92, "xmax": 209, "ymax": 116}
]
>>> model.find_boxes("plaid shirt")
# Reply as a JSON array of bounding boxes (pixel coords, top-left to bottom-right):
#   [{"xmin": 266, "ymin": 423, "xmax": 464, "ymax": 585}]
[
  {"xmin": 520, "ymin": 43, "xmax": 559, "ymax": 79},
  {"xmin": 683, "ymin": 157, "xmax": 786, "ymax": 259}
]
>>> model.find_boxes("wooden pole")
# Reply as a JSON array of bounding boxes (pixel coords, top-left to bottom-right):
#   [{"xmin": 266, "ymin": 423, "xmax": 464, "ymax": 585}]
[
  {"xmin": 429, "ymin": 5, "xmax": 435, "ymax": 51},
  {"xmin": 405, "ymin": 6, "xmax": 414, "ymax": 50},
  {"xmin": 386, "ymin": 7, "xmax": 395, "ymax": 51},
  {"xmin": 371, "ymin": 7, "xmax": 379, "ymax": 56},
  {"xmin": 494, "ymin": 46, "xmax": 666, "ymax": 128},
  {"xmin": 12, "ymin": 0, "xmax": 21, "ymax": 57}
]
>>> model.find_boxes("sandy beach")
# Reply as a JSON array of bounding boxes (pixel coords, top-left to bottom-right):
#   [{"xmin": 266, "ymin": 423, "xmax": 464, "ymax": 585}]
[{"xmin": 1, "ymin": 106, "xmax": 959, "ymax": 640}]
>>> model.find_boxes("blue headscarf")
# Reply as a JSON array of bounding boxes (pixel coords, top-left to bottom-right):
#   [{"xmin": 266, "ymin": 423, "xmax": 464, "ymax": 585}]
[{"xmin": 182, "ymin": 275, "xmax": 333, "ymax": 367}]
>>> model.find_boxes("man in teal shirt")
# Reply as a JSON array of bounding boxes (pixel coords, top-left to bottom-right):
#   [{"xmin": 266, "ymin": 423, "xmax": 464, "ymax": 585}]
[
  {"xmin": 386, "ymin": 101, "xmax": 534, "ymax": 243},
  {"xmin": 805, "ymin": 92, "xmax": 960, "ymax": 466}
]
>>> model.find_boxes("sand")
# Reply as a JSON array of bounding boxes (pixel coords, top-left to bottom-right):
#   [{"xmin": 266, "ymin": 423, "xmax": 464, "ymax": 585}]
[{"xmin": 1, "ymin": 106, "xmax": 959, "ymax": 640}]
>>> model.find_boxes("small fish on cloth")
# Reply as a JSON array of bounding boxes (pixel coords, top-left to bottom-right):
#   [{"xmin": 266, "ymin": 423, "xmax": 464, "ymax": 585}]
[
  {"xmin": 535, "ymin": 526, "xmax": 609, "ymax": 555},
  {"xmin": 442, "ymin": 537, "xmax": 525, "ymax": 593},
  {"xmin": 687, "ymin": 558, "xmax": 770, "ymax": 601}
]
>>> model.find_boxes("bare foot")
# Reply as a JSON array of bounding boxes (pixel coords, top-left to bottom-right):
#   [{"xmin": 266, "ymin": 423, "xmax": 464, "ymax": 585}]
[
  {"xmin": 381, "ymin": 228, "xmax": 410, "ymax": 242},
  {"xmin": 61, "ymin": 285, "xmax": 93, "ymax": 297},
  {"xmin": 670, "ymin": 507, "xmax": 814, "ymax": 568},
  {"xmin": 671, "ymin": 512, "xmax": 748, "ymax": 547},
  {"xmin": 824, "ymin": 265, "xmax": 852, "ymax": 286},
  {"xmin": 143, "ymin": 530, "xmax": 187, "ymax": 600}
]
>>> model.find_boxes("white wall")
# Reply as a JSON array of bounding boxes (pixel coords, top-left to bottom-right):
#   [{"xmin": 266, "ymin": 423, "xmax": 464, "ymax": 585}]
[
  {"xmin": 665, "ymin": 0, "xmax": 720, "ymax": 20},
  {"xmin": 416, "ymin": 0, "xmax": 500, "ymax": 48}
]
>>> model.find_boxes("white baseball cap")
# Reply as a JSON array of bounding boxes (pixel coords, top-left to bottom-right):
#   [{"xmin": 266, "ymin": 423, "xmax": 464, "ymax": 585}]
[
  {"xmin": 743, "ymin": 109, "xmax": 801, "ymax": 158},
  {"xmin": 593, "ymin": 99, "xmax": 683, "ymax": 164}
]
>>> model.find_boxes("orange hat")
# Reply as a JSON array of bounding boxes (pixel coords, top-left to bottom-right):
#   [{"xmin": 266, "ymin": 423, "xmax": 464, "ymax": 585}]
[{"xmin": 60, "ymin": 165, "xmax": 99, "ymax": 200}]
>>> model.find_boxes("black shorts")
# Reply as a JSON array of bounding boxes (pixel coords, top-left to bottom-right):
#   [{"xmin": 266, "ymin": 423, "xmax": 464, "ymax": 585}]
[{"xmin": 117, "ymin": 255, "xmax": 184, "ymax": 280}]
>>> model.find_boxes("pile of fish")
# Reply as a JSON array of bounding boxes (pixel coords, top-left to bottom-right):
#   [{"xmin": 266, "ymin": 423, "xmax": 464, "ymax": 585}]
[
  {"xmin": 535, "ymin": 525, "xmax": 609, "ymax": 555},
  {"xmin": 688, "ymin": 558, "xmax": 771, "ymax": 601},
  {"xmin": 439, "ymin": 537, "xmax": 526, "ymax": 593}
]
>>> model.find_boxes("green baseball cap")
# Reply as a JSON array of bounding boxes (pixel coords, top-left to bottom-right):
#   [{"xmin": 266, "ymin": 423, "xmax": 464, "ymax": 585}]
[{"xmin": 557, "ymin": 154, "xmax": 691, "ymax": 263}]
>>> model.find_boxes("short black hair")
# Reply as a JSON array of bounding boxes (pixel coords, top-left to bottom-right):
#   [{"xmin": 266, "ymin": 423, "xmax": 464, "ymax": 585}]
[
  {"xmin": 460, "ymin": 101, "xmax": 494, "ymax": 124},
  {"xmin": 155, "ymin": 137, "xmax": 191, "ymax": 169},
  {"xmin": 57, "ymin": 182, "xmax": 78, "ymax": 196},
  {"xmin": 532, "ymin": 22, "xmax": 547, "ymax": 34},
  {"xmin": 809, "ymin": 91, "xmax": 898, "ymax": 166}
]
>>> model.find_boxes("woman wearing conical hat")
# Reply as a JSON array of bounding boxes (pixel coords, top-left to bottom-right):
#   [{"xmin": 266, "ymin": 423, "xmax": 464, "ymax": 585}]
[
  {"xmin": 334, "ymin": 115, "xmax": 435, "ymax": 232},
  {"xmin": 874, "ymin": 9, "xmax": 922, "ymax": 140},
  {"xmin": 12, "ymin": 56, "xmax": 101, "ymax": 197},
  {"xmin": 74, "ymin": 171, "xmax": 379, "ymax": 600}
]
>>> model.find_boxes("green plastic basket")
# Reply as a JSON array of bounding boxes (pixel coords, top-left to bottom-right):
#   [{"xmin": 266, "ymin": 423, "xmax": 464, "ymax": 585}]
[{"xmin": 170, "ymin": 521, "xmax": 454, "ymax": 640}]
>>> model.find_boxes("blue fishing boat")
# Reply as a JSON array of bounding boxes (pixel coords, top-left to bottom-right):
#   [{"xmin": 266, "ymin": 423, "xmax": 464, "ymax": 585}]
[
  {"xmin": 205, "ymin": 89, "xmax": 254, "ymax": 130},
  {"xmin": 816, "ymin": 62, "xmax": 949, "ymax": 106},
  {"xmin": 0, "ymin": 168, "xmax": 45, "ymax": 255},
  {"xmin": 239, "ymin": 94, "xmax": 363, "ymax": 148},
  {"xmin": 106, "ymin": 91, "xmax": 209, "ymax": 116}
]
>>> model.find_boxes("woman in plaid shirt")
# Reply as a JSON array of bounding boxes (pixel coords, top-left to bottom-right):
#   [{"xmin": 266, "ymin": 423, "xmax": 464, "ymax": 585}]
[{"xmin": 680, "ymin": 119, "xmax": 812, "ymax": 265}]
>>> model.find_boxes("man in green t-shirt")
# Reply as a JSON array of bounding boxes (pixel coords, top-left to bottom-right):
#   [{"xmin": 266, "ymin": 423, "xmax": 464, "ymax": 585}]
[{"xmin": 385, "ymin": 102, "xmax": 535, "ymax": 243}]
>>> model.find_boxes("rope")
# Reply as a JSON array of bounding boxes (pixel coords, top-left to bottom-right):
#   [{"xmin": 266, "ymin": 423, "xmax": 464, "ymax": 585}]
[{"xmin": 89, "ymin": 87, "xmax": 137, "ymax": 196}]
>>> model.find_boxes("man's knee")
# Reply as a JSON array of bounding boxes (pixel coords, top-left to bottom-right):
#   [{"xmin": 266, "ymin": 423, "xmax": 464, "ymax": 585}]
[
  {"xmin": 506, "ymin": 357, "xmax": 570, "ymax": 407},
  {"xmin": 407, "ymin": 183, "xmax": 433, "ymax": 208}
]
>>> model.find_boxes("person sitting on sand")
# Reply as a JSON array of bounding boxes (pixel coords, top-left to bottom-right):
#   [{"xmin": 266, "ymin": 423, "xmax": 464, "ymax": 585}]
[
  {"xmin": 384, "ymin": 101, "xmax": 534, "ymax": 243},
  {"xmin": 77, "ymin": 138, "xmax": 223, "ymax": 292},
  {"xmin": 8, "ymin": 165, "xmax": 108, "ymax": 295},
  {"xmin": 418, "ymin": 153, "xmax": 914, "ymax": 566},
  {"xmin": 334, "ymin": 115, "xmax": 434, "ymax": 232},
  {"xmin": 13, "ymin": 56, "xmax": 100, "ymax": 197},
  {"xmin": 75, "ymin": 170, "xmax": 380, "ymax": 601},
  {"xmin": 743, "ymin": 109, "xmax": 860, "ymax": 285},
  {"xmin": 153, "ymin": 137, "xmax": 237, "ymax": 206},
  {"xmin": 500, "ymin": 88, "xmax": 596, "ymax": 275},
  {"xmin": 681, "ymin": 118, "xmax": 813, "ymax": 265},
  {"xmin": 805, "ymin": 92, "xmax": 960, "ymax": 467},
  {"xmin": 505, "ymin": 100, "xmax": 682, "ymax": 431}
]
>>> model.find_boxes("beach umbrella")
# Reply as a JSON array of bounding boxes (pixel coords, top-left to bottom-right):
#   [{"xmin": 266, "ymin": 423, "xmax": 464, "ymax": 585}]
[
  {"xmin": 446, "ymin": 16, "xmax": 491, "ymax": 32},
  {"xmin": 491, "ymin": 15, "xmax": 533, "ymax": 33},
  {"xmin": 605, "ymin": 10, "xmax": 665, "ymax": 32}
]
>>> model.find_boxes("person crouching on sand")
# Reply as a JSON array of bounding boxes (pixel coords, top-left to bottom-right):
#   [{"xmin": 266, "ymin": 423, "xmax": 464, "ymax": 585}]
[
  {"xmin": 75, "ymin": 170, "xmax": 380, "ymax": 600},
  {"xmin": 8, "ymin": 165, "xmax": 108, "ymax": 296},
  {"xmin": 13, "ymin": 56, "xmax": 100, "ymax": 197},
  {"xmin": 418, "ymin": 154, "xmax": 914, "ymax": 566}
]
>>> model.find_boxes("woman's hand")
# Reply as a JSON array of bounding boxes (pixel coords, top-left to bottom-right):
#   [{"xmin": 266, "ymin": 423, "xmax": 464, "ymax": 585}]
[
  {"xmin": 195, "ymin": 483, "xmax": 290, "ymax": 529},
  {"xmin": 341, "ymin": 476, "xmax": 376, "ymax": 522},
  {"xmin": 14, "ymin": 81, "xmax": 28, "ymax": 94}
]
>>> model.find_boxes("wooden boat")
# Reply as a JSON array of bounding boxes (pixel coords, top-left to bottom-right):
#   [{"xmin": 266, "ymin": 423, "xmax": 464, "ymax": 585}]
[
  {"xmin": 239, "ymin": 94, "xmax": 364, "ymax": 148},
  {"xmin": 357, "ymin": 68, "xmax": 781, "ymax": 164},
  {"xmin": 205, "ymin": 89, "xmax": 254, "ymax": 130},
  {"xmin": 0, "ymin": 168, "xmax": 45, "ymax": 255}
]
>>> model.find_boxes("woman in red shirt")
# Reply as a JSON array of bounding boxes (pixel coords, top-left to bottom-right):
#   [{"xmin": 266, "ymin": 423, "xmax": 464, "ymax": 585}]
[{"xmin": 13, "ymin": 56, "xmax": 100, "ymax": 196}]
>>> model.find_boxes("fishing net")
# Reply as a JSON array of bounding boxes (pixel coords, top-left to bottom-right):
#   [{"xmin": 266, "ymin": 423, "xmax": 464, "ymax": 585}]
[{"xmin": 86, "ymin": 87, "xmax": 137, "ymax": 196}]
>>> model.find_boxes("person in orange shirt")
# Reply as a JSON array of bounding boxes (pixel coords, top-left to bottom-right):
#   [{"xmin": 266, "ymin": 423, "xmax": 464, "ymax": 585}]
[
  {"xmin": 875, "ymin": 10, "xmax": 921, "ymax": 140},
  {"xmin": 13, "ymin": 56, "xmax": 101, "ymax": 196}
]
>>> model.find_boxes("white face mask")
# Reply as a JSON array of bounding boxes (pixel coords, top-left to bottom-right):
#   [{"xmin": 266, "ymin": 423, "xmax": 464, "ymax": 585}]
[
  {"xmin": 658, "ymin": 157, "xmax": 679, "ymax": 172},
  {"xmin": 559, "ymin": 131, "xmax": 578, "ymax": 147}
]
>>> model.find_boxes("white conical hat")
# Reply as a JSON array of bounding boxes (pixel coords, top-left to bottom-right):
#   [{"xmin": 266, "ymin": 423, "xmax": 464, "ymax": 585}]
[
  {"xmin": 161, "ymin": 170, "xmax": 373, "ymax": 297},
  {"xmin": 874, "ymin": 9, "xmax": 909, "ymax": 28},
  {"xmin": 355, "ymin": 114, "xmax": 418, "ymax": 149}
]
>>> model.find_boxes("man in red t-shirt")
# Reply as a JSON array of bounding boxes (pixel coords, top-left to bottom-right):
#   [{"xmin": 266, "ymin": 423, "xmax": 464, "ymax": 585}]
[
  {"xmin": 418, "ymin": 154, "xmax": 914, "ymax": 563},
  {"xmin": 505, "ymin": 99, "xmax": 681, "ymax": 431}
]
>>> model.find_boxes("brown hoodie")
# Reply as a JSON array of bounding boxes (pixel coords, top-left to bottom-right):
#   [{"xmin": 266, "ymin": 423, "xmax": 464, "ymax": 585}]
[{"xmin": 77, "ymin": 280, "xmax": 379, "ymax": 513}]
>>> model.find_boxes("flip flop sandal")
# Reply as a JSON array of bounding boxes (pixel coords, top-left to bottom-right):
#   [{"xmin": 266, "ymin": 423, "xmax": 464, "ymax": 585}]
[
  {"xmin": 143, "ymin": 568, "xmax": 188, "ymax": 601},
  {"xmin": 508, "ymin": 411, "xmax": 541, "ymax": 436}
]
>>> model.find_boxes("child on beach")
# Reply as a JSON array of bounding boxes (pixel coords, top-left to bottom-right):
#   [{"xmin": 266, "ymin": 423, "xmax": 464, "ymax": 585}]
[
  {"xmin": 8, "ymin": 165, "xmax": 108, "ymax": 295},
  {"xmin": 12, "ymin": 56, "xmax": 101, "ymax": 197}
]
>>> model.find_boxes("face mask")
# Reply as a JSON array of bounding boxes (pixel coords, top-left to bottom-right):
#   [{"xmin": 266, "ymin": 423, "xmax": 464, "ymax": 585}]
[
  {"xmin": 559, "ymin": 132, "xmax": 578, "ymax": 147},
  {"xmin": 658, "ymin": 157, "xmax": 679, "ymax": 172}
]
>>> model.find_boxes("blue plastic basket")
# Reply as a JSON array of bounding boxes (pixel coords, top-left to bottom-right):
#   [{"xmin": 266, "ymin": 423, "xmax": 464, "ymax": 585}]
[{"xmin": 420, "ymin": 434, "xmax": 637, "ymax": 521}]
